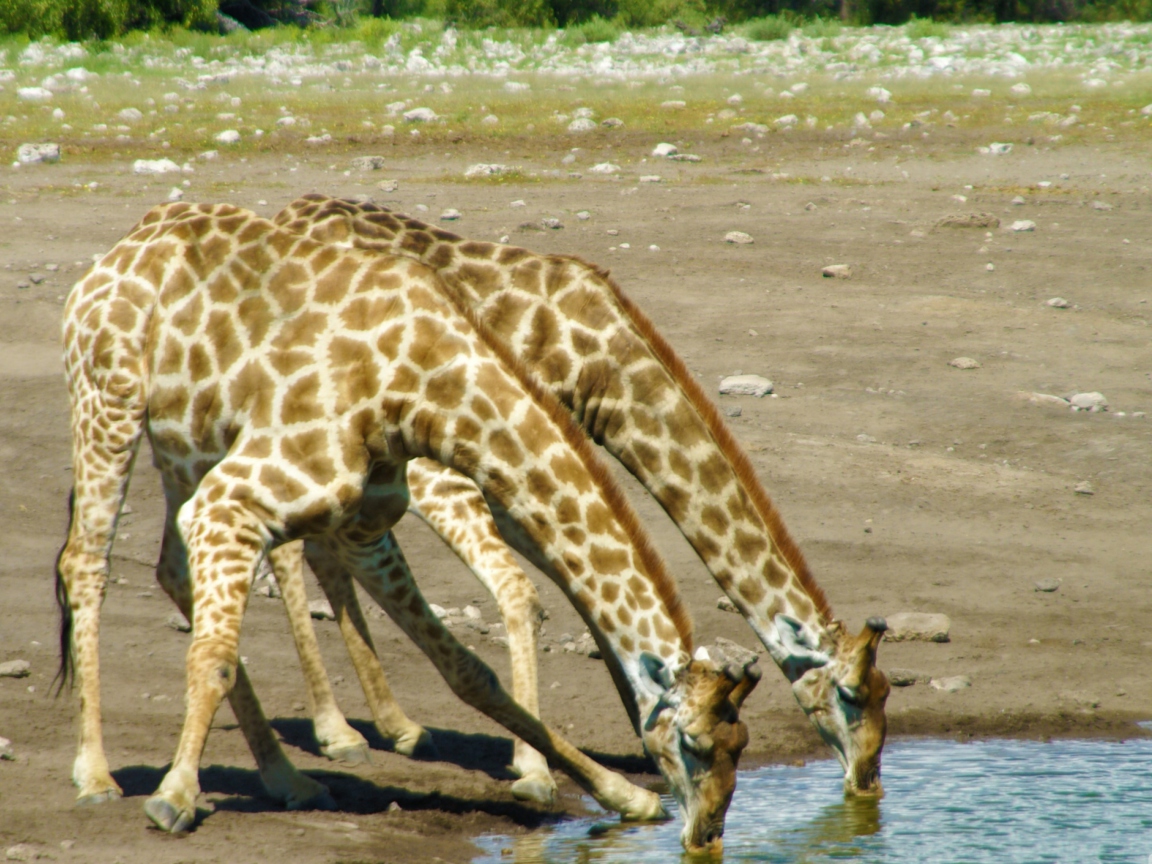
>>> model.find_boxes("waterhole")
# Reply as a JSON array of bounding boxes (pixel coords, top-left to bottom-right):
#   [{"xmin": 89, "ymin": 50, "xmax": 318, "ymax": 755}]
[{"xmin": 475, "ymin": 736, "xmax": 1152, "ymax": 863}]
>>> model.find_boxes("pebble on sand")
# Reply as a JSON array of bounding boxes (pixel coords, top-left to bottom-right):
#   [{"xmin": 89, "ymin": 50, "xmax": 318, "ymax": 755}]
[
  {"xmin": 936, "ymin": 213, "xmax": 999, "ymax": 229},
  {"xmin": 1069, "ymin": 392, "xmax": 1107, "ymax": 412},
  {"xmin": 930, "ymin": 675, "xmax": 971, "ymax": 692},
  {"xmin": 725, "ymin": 231, "xmax": 754, "ymax": 245},
  {"xmin": 402, "ymin": 107, "xmax": 437, "ymax": 123},
  {"xmin": 0, "ymin": 736, "xmax": 12, "ymax": 760},
  {"xmin": 351, "ymin": 155, "xmax": 386, "ymax": 171},
  {"xmin": 464, "ymin": 163, "xmax": 514, "ymax": 178},
  {"xmin": 0, "ymin": 660, "xmax": 30, "ymax": 678},
  {"xmin": 165, "ymin": 612, "xmax": 191, "ymax": 633},
  {"xmin": 949, "ymin": 357, "xmax": 981, "ymax": 369},
  {"xmin": 215, "ymin": 129, "xmax": 241, "ymax": 145},
  {"xmin": 884, "ymin": 612, "xmax": 951, "ymax": 643},
  {"xmin": 16, "ymin": 143, "xmax": 60, "ymax": 164},
  {"xmin": 1009, "ymin": 219, "xmax": 1036, "ymax": 232},
  {"xmin": 439, "ymin": 208, "xmax": 462, "ymax": 221},
  {"xmin": 588, "ymin": 162, "xmax": 620, "ymax": 174},
  {"xmin": 1046, "ymin": 297, "xmax": 1070, "ymax": 308},
  {"xmin": 1074, "ymin": 481, "xmax": 1095, "ymax": 495},
  {"xmin": 133, "ymin": 158, "xmax": 181, "ymax": 175},
  {"xmin": 652, "ymin": 142, "xmax": 677, "ymax": 157},
  {"xmin": 717, "ymin": 596, "xmax": 739, "ymax": 613},
  {"xmin": 1034, "ymin": 578, "xmax": 1061, "ymax": 592},
  {"xmin": 719, "ymin": 374, "xmax": 773, "ymax": 397},
  {"xmin": 888, "ymin": 669, "xmax": 927, "ymax": 687},
  {"xmin": 1016, "ymin": 391, "xmax": 1070, "ymax": 408},
  {"xmin": 308, "ymin": 599, "xmax": 336, "ymax": 621},
  {"xmin": 821, "ymin": 264, "xmax": 851, "ymax": 278}
]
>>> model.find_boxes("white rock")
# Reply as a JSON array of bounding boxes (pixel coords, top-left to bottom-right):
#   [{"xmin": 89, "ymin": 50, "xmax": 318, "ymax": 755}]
[
  {"xmin": 17, "ymin": 87, "xmax": 52, "ymax": 102},
  {"xmin": 669, "ymin": 153, "xmax": 702, "ymax": 163},
  {"xmin": 1012, "ymin": 195, "xmax": 1026, "ymax": 205},
  {"xmin": 732, "ymin": 122, "xmax": 768, "ymax": 135},
  {"xmin": 1046, "ymin": 297, "xmax": 1070, "ymax": 308},
  {"xmin": 215, "ymin": 129, "xmax": 241, "ymax": 144},
  {"xmin": 717, "ymin": 596, "xmax": 738, "ymax": 613},
  {"xmin": 639, "ymin": 175, "xmax": 662, "ymax": 183},
  {"xmin": 165, "ymin": 612, "xmax": 191, "ymax": 633},
  {"xmin": 377, "ymin": 179, "xmax": 398, "ymax": 193},
  {"xmin": 133, "ymin": 158, "xmax": 181, "ymax": 175},
  {"xmin": 600, "ymin": 117, "xmax": 624, "ymax": 128},
  {"xmin": 463, "ymin": 605, "xmax": 482, "ymax": 620},
  {"xmin": 308, "ymin": 599, "xmax": 335, "ymax": 621},
  {"xmin": 572, "ymin": 107, "xmax": 594, "ymax": 120},
  {"xmin": 724, "ymin": 231, "xmax": 753, "ymax": 245},
  {"xmin": 651, "ymin": 142, "xmax": 677, "ymax": 157},
  {"xmin": 822, "ymin": 263, "xmax": 851, "ymax": 278},
  {"xmin": 1010, "ymin": 83, "xmax": 1032, "ymax": 96},
  {"xmin": 166, "ymin": 187, "xmax": 184, "ymax": 202},
  {"xmin": 403, "ymin": 107, "xmax": 437, "ymax": 122},
  {"xmin": 0, "ymin": 736, "xmax": 12, "ymax": 760},
  {"xmin": 988, "ymin": 142, "xmax": 1013, "ymax": 154},
  {"xmin": 853, "ymin": 112, "xmax": 872, "ymax": 129},
  {"xmin": 503, "ymin": 81, "xmax": 530, "ymax": 93},
  {"xmin": 790, "ymin": 82, "xmax": 809, "ymax": 93},
  {"xmin": 5, "ymin": 844, "xmax": 41, "ymax": 862},
  {"xmin": 727, "ymin": 93, "xmax": 743, "ymax": 105},
  {"xmin": 1074, "ymin": 481, "xmax": 1094, "ymax": 495},
  {"xmin": 589, "ymin": 162, "xmax": 620, "ymax": 174},
  {"xmin": 440, "ymin": 208, "xmax": 461, "ymax": 221},
  {"xmin": 930, "ymin": 675, "xmax": 971, "ymax": 692},
  {"xmin": 866, "ymin": 86, "xmax": 892, "ymax": 104},
  {"xmin": 972, "ymin": 88, "xmax": 991, "ymax": 98},
  {"xmin": 351, "ymin": 155, "xmax": 386, "ymax": 171},
  {"xmin": 775, "ymin": 114, "xmax": 798, "ymax": 127},
  {"xmin": 949, "ymin": 357, "xmax": 981, "ymax": 369},
  {"xmin": 16, "ymin": 143, "xmax": 60, "ymax": 164},
  {"xmin": 661, "ymin": 100, "xmax": 686, "ymax": 110},
  {"xmin": 118, "ymin": 107, "xmax": 142, "ymax": 122},
  {"xmin": 1070, "ymin": 392, "xmax": 1107, "ymax": 412},
  {"xmin": 567, "ymin": 118, "xmax": 596, "ymax": 133},
  {"xmin": 885, "ymin": 612, "xmax": 951, "ymax": 643},
  {"xmin": 1034, "ymin": 577, "xmax": 1061, "ymax": 592},
  {"xmin": 1091, "ymin": 200, "xmax": 1112, "ymax": 211},
  {"xmin": 719, "ymin": 374, "xmax": 773, "ymax": 397},
  {"xmin": 1010, "ymin": 220, "xmax": 1036, "ymax": 232},
  {"xmin": 1141, "ymin": 104, "xmax": 1152, "ymax": 117},
  {"xmin": 0, "ymin": 660, "xmax": 30, "ymax": 678},
  {"xmin": 305, "ymin": 134, "xmax": 332, "ymax": 145},
  {"xmin": 429, "ymin": 603, "xmax": 448, "ymax": 619},
  {"xmin": 52, "ymin": 108, "xmax": 64, "ymax": 120},
  {"xmin": 275, "ymin": 116, "xmax": 296, "ymax": 127},
  {"xmin": 1016, "ymin": 391, "xmax": 1070, "ymax": 408},
  {"xmin": 481, "ymin": 114, "xmax": 499, "ymax": 126},
  {"xmin": 576, "ymin": 210, "xmax": 590, "ymax": 220},
  {"xmin": 65, "ymin": 67, "xmax": 94, "ymax": 82},
  {"xmin": 198, "ymin": 150, "xmax": 219, "ymax": 161},
  {"xmin": 464, "ymin": 162, "xmax": 513, "ymax": 178}
]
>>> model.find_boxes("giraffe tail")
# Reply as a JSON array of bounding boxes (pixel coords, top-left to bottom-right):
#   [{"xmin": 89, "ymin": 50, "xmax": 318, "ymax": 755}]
[{"xmin": 52, "ymin": 488, "xmax": 76, "ymax": 696}]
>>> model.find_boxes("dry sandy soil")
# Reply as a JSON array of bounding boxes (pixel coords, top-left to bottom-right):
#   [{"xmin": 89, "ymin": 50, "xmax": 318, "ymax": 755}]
[{"xmin": 0, "ymin": 130, "xmax": 1150, "ymax": 863}]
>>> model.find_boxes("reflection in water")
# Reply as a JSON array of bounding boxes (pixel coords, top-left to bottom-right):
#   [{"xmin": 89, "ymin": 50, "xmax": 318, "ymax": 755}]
[{"xmin": 474, "ymin": 736, "xmax": 1152, "ymax": 863}]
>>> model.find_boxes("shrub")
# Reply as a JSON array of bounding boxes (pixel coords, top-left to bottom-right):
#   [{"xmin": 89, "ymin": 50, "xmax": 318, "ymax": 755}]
[
  {"xmin": 561, "ymin": 12, "xmax": 621, "ymax": 42},
  {"xmin": 443, "ymin": 0, "xmax": 554, "ymax": 26},
  {"xmin": 0, "ymin": 0, "xmax": 216, "ymax": 38},
  {"xmin": 741, "ymin": 13, "xmax": 793, "ymax": 38}
]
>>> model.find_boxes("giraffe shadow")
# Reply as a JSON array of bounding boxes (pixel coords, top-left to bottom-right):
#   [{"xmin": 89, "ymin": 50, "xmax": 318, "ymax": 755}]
[{"xmin": 111, "ymin": 763, "xmax": 558, "ymax": 828}]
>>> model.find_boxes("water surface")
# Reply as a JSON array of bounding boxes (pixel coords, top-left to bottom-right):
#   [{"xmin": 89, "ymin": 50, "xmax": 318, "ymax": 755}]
[{"xmin": 474, "ymin": 737, "xmax": 1152, "ymax": 863}]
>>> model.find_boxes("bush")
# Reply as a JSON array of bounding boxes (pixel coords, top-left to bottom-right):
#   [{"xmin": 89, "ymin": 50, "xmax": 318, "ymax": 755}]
[
  {"xmin": 561, "ymin": 12, "xmax": 621, "ymax": 41},
  {"xmin": 741, "ymin": 13, "xmax": 793, "ymax": 38},
  {"xmin": 0, "ymin": 0, "xmax": 216, "ymax": 38},
  {"xmin": 444, "ymin": 0, "xmax": 554, "ymax": 26},
  {"xmin": 615, "ymin": 0, "xmax": 708, "ymax": 27}
]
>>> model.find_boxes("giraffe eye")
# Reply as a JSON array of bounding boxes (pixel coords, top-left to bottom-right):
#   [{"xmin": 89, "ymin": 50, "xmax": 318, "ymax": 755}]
[{"xmin": 837, "ymin": 684, "xmax": 864, "ymax": 707}]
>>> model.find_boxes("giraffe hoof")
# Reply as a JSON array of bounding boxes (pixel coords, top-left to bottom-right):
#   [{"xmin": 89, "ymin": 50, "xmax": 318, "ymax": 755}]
[
  {"xmin": 394, "ymin": 729, "xmax": 438, "ymax": 761},
  {"xmin": 321, "ymin": 742, "xmax": 372, "ymax": 766},
  {"xmin": 286, "ymin": 787, "xmax": 337, "ymax": 812},
  {"xmin": 510, "ymin": 777, "xmax": 557, "ymax": 806},
  {"xmin": 77, "ymin": 788, "xmax": 122, "ymax": 807},
  {"xmin": 144, "ymin": 796, "xmax": 196, "ymax": 833}
]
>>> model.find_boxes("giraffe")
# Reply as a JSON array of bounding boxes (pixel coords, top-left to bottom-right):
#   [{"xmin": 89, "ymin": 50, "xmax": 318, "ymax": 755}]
[
  {"xmin": 267, "ymin": 195, "xmax": 891, "ymax": 796},
  {"xmin": 56, "ymin": 202, "xmax": 758, "ymax": 853}
]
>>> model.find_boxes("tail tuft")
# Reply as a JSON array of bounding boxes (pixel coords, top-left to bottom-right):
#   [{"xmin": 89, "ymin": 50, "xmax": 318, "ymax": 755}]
[{"xmin": 52, "ymin": 489, "xmax": 76, "ymax": 697}]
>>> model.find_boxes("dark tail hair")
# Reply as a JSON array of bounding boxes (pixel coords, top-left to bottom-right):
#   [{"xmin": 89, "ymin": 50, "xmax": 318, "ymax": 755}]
[{"xmin": 53, "ymin": 488, "xmax": 76, "ymax": 696}]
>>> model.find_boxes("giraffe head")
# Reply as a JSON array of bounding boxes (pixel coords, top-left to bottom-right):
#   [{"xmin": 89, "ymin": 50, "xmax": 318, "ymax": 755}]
[
  {"xmin": 638, "ymin": 654, "xmax": 759, "ymax": 854},
  {"xmin": 782, "ymin": 616, "xmax": 890, "ymax": 797}
]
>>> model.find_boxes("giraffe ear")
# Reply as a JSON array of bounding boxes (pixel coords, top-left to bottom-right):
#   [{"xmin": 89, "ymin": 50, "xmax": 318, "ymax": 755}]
[
  {"xmin": 775, "ymin": 614, "xmax": 831, "ymax": 668},
  {"xmin": 638, "ymin": 651, "xmax": 675, "ymax": 694}
]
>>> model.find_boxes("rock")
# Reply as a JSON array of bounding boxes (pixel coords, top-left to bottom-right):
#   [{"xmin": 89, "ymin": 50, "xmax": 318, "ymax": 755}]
[
  {"xmin": 305, "ymin": 134, "xmax": 333, "ymax": 145},
  {"xmin": 1016, "ymin": 391, "xmax": 1070, "ymax": 408},
  {"xmin": 1011, "ymin": 195, "xmax": 1026, "ymax": 205},
  {"xmin": 255, "ymin": 582, "xmax": 281, "ymax": 599},
  {"xmin": 930, "ymin": 675, "xmax": 971, "ymax": 692},
  {"xmin": 668, "ymin": 153, "xmax": 702, "ymax": 163},
  {"xmin": 710, "ymin": 637, "xmax": 759, "ymax": 668},
  {"xmin": 1069, "ymin": 392, "xmax": 1107, "ymax": 412},
  {"xmin": 732, "ymin": 122, "xmax": 768, "ymax": 135},
  {"xmin": 661, "ymin": 100, "xmax": 686, "ymax": 110},
  {"xmin": 717, "ymin": 596, "xmax": 739, "ymax": 613},
  {"xmin": 308, "ymin": 599, "xmax": 335, "ymax": 621},
  {"xmin": 275, "ymin": 116, "xmax": 297, "ymax": 127},
  {"xmin": 723, "ymin": 406, "xmax": 742, "ymax": 418},
  {"xmin": 948, "ymin": 357, "xmax": 981, "ymax": 370},
  {"xmin": 1046, "ymin": 297, "xmax": 1070, "ymax": 308},
  {"xmin": 972, "ymin": 88, "xmax": 991, "ymax": 98},
  {"xmin": 504, "ymin": 81, "xmax": 530, "ymax": 93},
  {"xmin": 724, "ymin": 231, "xmax": 753, "ymax": 245},
  {"xmin": 1090, "ymin": 200, "xmax": 1113, "ymax": 211},
  {"xmin": 16, "ymin": 143, "xmax": 60, "ymax": 164},
  {"xmin": 1074, "ymin": 481, "xmax": 1094, "ymax": 495},
  {"xmin": 377, "ymin": 179, "xmax": 399, "ymax": 193},
  {"xmin": 463, "ymin": 605, "xmax": 482, "ymax": 620},
  {"xmin": 198, "ymin": 150, "xmax": 219, "ymax": 161},
  {"xmin": 481, "ymin": 114, "xmax": 499, "ymax": 126},
  {"xmin": 118, "ymin": 107, "xmax": 143, "ymax": 122},
  {"xmin": 1010, "ymin": 82, "xmax": 1032, "ymax": 96},
  {"xmin": 464, "ymin": 163, "xmax": 514, "ymax": 178},
  {"xmin": 439, "ymin": 208, "xmax": 462, "ymax": 221},
  {"xmin": 821, "ymin": 264, "xmax": 851, "ymax": 278},
  {"xmin": 165, "ymin": 612, "xmax": 191, "ymax": 633},
  {"xmin": 1009, "ymin": 219, "xmax": 1036, "ymax": 232},
  {"xmin": 540, "ymin": 217, "xmax": 563, "ymax": 230},
  {"xmin": 1034, "ymin": 578, "xmax": 1061, "ymax": 592},
  {"xmin": 18, "ymin": 87, "xmax": 52, "ymax": 102},
  {"xmin": 588, "ymin": 162, "xmax": 620, "ymax": 174},
  {"xmin": 403, "ymin": 107, "xmax": 437, "ymax": 123},
  {"xmin": 888, "ymin": 668, "xmax": 926, "ymax": 687},
  {"xmin": 987, "ymin": 142, "xmax": 1013, "ymax": 155},
  {"xmin": 5, "ymin": 844, "xmax": 40, "ymax": 861},
  {"xmin": 0, "ymin": 660, "xmax": 30, "ymax": 678},
  {"xmin": 351, "ymin": 155, "xmax": 386, "ymax": 171},
  {"xmin": 133, "ymin": 158, "xmax": 181, "ymax": 175},
  {"xmin": 639, "ymin": 175, "xmax": 662, "ymax": 183},
  {"xmin": 775, "ymin": 114, "xmax": 798, "ymax": 127},
  {"xmin": 576, "ymin": 210, "xmax": 590, "ymax": 220},
  {"xmin": 866, "ymin": 86, "xmax": 892, "ymax": 103},
  {"xmin": 0, "ymin": 736, "xmax": 12, "ymax": 760},
  {"xmin": 884, "ymin": 612, "xmax": 951, "ymax": 643},
  {"xmin": 601, "ymin": 117, "xmax": 624, "ymax": 128},
  {"xmin": 567, "ymin": 118, "xmax": 596, "ymax": 133},
  {"xmin": 652, "ymin": 142, "xmax": 677, "ymax": 157},
  {"xmin": 388, "ymin": 800, "xmax": 403, "ymax": 812},
  {"xmin": 1142, "ymin": 104, "xmax": 1152, "ymax": 117},
  {"xmin": 167, "ymin": 187, "xmax": 184, "ymax": 202},
  {"xmin": 215, "ymin": 129, "xmax": 241, "ymax": 144},
  {"xmin": 719, "ymin": 375, "xmax": 773, "ymax": 397},
  {"xmin": 727, "ymin": 93, "xmax": 743, "ymax": 105},
  {"xmin": 935, "ymin": 213, "xmax": 1000, "ymax": 229},
  {"xmin": 429, "ymin": 603, "xmax": 448, "ymax": 619},
  {"xmin": 804, "ymin": 202, "xmax": 817, "ymax": 211}
]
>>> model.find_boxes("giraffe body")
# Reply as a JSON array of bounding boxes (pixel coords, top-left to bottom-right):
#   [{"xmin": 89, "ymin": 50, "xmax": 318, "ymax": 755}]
[
  {"xmin": 58, "ymin": 203, "xmax": 755, "ymax": 852},
  {"xmin": 270, "ymin": 195, "xmax": 889, "ymax": 795}
]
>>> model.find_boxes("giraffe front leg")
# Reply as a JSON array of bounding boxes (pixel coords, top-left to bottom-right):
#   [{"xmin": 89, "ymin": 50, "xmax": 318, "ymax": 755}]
[
  {"xmin": 270, "ymin": 542, "xmax": 372, "ymax": 765},
  {"xmin": 337, "ymin": 531, "xmax": 665, "ymax": 821},
  {"xmin": 305, "ymin": 543, "xmax": 436, "ymax": 759}
]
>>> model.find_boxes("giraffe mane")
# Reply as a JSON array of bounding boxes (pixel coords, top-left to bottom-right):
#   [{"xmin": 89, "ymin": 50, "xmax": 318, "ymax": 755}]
[
  {"xmin": 444, "ymin": 284, "xmax": 695, "ymax": 653},
  {"xmin": 560, "ymin": 256, "xmax": 834, "ymax": 626}
]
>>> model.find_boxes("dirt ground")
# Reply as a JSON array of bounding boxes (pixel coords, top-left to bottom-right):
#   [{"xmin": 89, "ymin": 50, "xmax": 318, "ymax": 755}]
[{"xmin": 1, "ymin": 131, "xmax": 1150, "ymax": 863}]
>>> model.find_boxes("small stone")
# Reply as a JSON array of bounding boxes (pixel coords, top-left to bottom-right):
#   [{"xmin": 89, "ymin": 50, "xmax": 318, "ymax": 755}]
[
  {"xmin": 198, "ymin": 150, "xmax": 219, "ymax": 161},
  {"xmin": 1010, "ymin": 83, "xmax": 1032, "ymax": 96},
  {"xmin": 668, "ymin": 153, "xmax": 702, "ymax": 163},
  {"xmin": 463, "ymin": 605, "xmax": 482, "ymax": 620},
  {"xmin": 601, "ymin": 117, "xmax": 624, "ymax": 128},
  {"xmin": 464, "ymin": 163, "xmax": 514, "ymax": 178},
  {"xmin": 1016, "ymin": 391, "xmax": 1070, "ymax": 408},
  {"xmin": 540, "ymin": 217, "xmax": 563, "ymax": 230},
  {"xmin": 1090, "ymin": 200, "xmax": 1112, "ymax": 211},
  {"xmin": 439, "ymin": 208, "xmax": 462, "ymax": 221},
  {"xmin": 589, "ymin": 162, "xmax": 620, "ymax": 175},
  {"xmin": 717, "ymin": 596, "xmax": 738, "ymax": 613},
  {"xmin": 1069, "ymin": 392, "xmax": 1107, "ymax": 412},
  {"xmin": 1046, "ymin": 297, "xmax": 1070, "ymax": 308},
  {"xmin": 724, "ymin": 231, "xmax": 754, "ymax": 245},
  {"xmin": 661, "ymin": 100, "xmax": 686, "ymax": 110},
  {"xmin": 652, "ymin": 142, "xmax": 677, "ymax": 157},
  {"xmin": 403, "ymin": 107, "xmax": 437, "ymax": 123},
  {"xmin": 377, "ymin": 179, "xmax": 398, "ymax": 193},
  {"xmin": 17, "ymin": 87, "xmax": 52, "ymax": 102},
  {"xmin": 215, "ymin": 129, "xmax": 241, "ymax": 145},
  {"xmin": 949, "ymin": 357, "xmax": 981, "ymax": 370},
  {"xmin": 561, "ymin": 153, "xmax": 576, "ymax": 165},
  {"xmin": 28, "ymin": 273, "xmax": 44, "ymax": 284},
  {"xmin": 133, "ymin": 158, "xmax": 181, "ymax": 175},
  {"xmin": 16, "ymin": 143, "xmax": 60, "ymax": 165},
  {"xmin": 639, "ymin": 175, "xmax": 662, "ymax": 183},
  {"xmin": 866, "ymin": 86, "xmax": 892, "ymax": 104},
  {"xmin": 1009, "ymin": 219, "xmax": 1036, "ymax": 232},
  {"xmin": 936, "ymin": 213, "xmax": 1000, "ymax": 229},
  {"xmin": 1074, "ymin": 481, "xmax": 1094, "ymax": 495},
  {"xmin": 821, "ymin": 264, "xmax": 851, "ymax": 278},
  {"xmin": 59, "ymin": 841, "xmax": 74, "ymax": 851},
  {"xmin": 351, "ymin": 155, "xmax": 386, "ymax": 171},
  {"xmin": 804, "ymin": 202, "xmax": 817, "ymax": 211},
  {"xmin": 987, "ymin": 142, "xmax": 1013, "ymax": 155},
  {"xmin": 305, "ymin": 134, "xmax": 333, "ymax": 146},
  {"xmin": 118, "ymin": 107, "xmax": 143, "ymax": 122},
  {"xmin": 481, "ymin": 114, "xmax": 499, "ymax": 126},
  {"xmin": 985, "ymin": 263, "xmax": 995, "ymax": 272},
  {"xmin": 165, "ymin": 612, "xmax": 191, "ymax": 633},
  {"xmin": 885, "ymin": 612, "xmax": 951, "ymax": 643},
  {"xmin": 0, "ymin": 737, "xmax": 12, "ymax": 760},
  {"xmin": 5, "ymin": 844, "xmax": 39, "ymax": 861},
  {"xmin": 888, "ymin": 668, "xmax": 925, "ymax": 687},
  {"xmin": 388, "ymin": 801, "xmax": 402, "ymax": 812},
  {"xmin": 308, "ymin": 599, "xmax": 335, "ymax": 621},
  {"xmin": 1011, "ymin": 195, "xmax": 1026, "ymax": 205},
  {"xmin": 567, "ymin": 118, "xmax": 596, "ymax": 133},
  {"xmin": 711, "ymin": 636, "xmax": 759, "ymax": 668},
  {"xmin": 930, "ymin": 675, "xmax": 971, "ymax": 692},
  {"xmin": 576, "ymin": 210, "xmax": 590, "ymax": 220},
  {"xmin": 255, "ymin": 582, "xmax": 281, "ymax": 599},
  {"xmin": 167, "ymin": 187, "xmax": 184, "ymax": 202},
  {"xmin": 719, "ymin": 375, "xmax": 773, "ymax": 397},
  {"xmin": 723, "ymin": 406, "xmax": 742, "ymax": 418},
  {"xmin": 0, "ymin": 660, "xmax": 30, "ymax": 678},
  {"xmin": 1034, "ymin": 578, "xmax": 1061, "ymax": 592}
]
